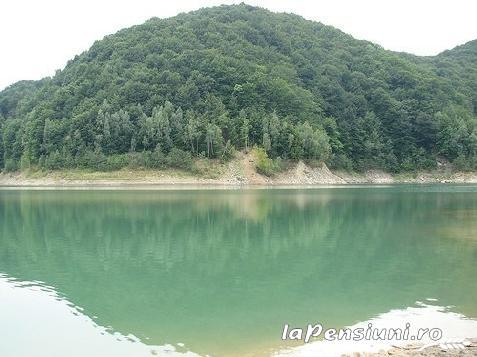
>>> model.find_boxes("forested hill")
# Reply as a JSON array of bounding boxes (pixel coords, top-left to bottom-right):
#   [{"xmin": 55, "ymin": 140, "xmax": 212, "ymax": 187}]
[{"xmin": 0, "ymin": 4, "xmax": 476, "ymax": 173}]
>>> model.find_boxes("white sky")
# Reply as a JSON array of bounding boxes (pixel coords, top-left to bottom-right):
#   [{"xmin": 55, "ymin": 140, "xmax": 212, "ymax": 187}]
[{"xmin": 1, "ymin": 0, "xmax": 476, "ymax": 91}]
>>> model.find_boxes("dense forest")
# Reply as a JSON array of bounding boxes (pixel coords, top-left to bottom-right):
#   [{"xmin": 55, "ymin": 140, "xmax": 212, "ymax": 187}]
[{"xmin": 0, "ymin": 4, "xmax": 476, "ymax": 173}]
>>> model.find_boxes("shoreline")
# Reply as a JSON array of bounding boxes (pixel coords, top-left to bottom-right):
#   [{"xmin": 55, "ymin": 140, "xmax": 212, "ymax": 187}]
[
  {"xmin": 1, "ymin": 154, "xmax": 476, "ymax": 188},
  {"xmin": 363, "ymin": 339, "xmax": 477, "ymax": 356},
  {"xmin": 1, "ymin": 171, "xmax": 476, "ymax": 188},
  {"xmin": 1, "ymin": 183, "xmax": 477, "ymax": 190}
]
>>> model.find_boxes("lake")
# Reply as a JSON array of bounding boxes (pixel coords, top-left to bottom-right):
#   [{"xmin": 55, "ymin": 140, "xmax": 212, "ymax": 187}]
[{"xmin": 1, "ymin": 185, "xmax": 477, "ymax": 356}]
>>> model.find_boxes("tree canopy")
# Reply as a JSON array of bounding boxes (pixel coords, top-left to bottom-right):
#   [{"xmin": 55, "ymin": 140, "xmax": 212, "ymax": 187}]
[{"xmin": 0, "ymin": 4, "xmax": 476, "ymax": 172}]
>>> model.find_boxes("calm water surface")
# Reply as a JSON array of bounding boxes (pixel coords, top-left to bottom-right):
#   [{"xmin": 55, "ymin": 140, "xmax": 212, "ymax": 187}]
[{"xmin": 0, "ymin": 185, "xmax": 477, "ymax": 356}]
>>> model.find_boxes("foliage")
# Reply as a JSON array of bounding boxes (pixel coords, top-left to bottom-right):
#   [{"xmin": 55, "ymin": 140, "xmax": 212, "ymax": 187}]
[
  {"xmin": 0, "ymin": 4, "xmax": 476, "ymax": 172},
  {"xmin": 253, "ymin": 146, "xmax": 284, "ymax": 177},
  {"xmin": 166, "ymin": 148, "xmax": 193, "ymax": 170}
]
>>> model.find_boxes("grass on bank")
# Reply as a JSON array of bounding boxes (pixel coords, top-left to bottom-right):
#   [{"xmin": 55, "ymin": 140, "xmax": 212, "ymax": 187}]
[{"xmin": 13, "ymin": 154, "xmax": 229, "ymax": 181}]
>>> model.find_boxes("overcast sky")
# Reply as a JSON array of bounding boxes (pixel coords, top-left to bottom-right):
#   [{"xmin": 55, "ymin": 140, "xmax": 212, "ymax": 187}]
[{"xmin": 1, "ymin": 0, "xmax": 476, "ymax": 91}]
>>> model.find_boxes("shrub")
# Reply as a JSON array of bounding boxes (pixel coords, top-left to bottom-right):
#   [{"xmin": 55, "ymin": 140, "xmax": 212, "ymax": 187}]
[
  {"xmin": 127, "ymin": 151, "xmax": 148, "ymax": 169},
  {"xmin": 166, "ymin": 148, "xmax": 193, "ymax": 170},
  {"xmin": 148, "ymin": 145, "xmax": 167, "ymax": 169},
  {"xmin": 105, "ymin": 154, "xmax": 129, "ymax": 171},
  {"xmin": 4, "ymin": 159, "xmax": 18, "ymax": 172},
  {"xmin": 253, "ymin": 146, "xmax": 282, "ymax": 177},
  {"xmin": 20, "ymin": 155, "xmax": 31, "ymax": 171},
  {"xmin": 327, "ymin": 153, "xmax": 353, "ymax": 171},
  {"xmin": 75, "ymin": 150, "xmax": 107, "ymax": 170},
  {"xmin": 44, "ymin": 150, "xmax": 65, "ymax": 170},
  {"xmin": 220, "ymin": 140, "xmax": 236, "ymax": 162},
  {"xmin": 454, "ymin": 154, "xmax": 477, "ymax": 171}
]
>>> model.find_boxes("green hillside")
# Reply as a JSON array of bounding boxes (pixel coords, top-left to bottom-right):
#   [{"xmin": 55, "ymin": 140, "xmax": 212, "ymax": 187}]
[{"xmin": 0, "ymin": 4, "xmax": 476, "ymax": 173}]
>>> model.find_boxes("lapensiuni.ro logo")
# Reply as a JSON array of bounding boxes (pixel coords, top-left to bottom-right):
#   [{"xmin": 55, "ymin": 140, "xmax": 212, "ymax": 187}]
[{"xmin": 281, "ymin": 323, "xmax": 443, "ymax": 344}]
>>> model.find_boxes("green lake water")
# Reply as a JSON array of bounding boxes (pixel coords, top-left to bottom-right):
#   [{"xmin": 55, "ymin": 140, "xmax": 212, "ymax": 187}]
[{"xmin": 1, "ymin": 185, "xmax": 477, "ymax": 356}]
